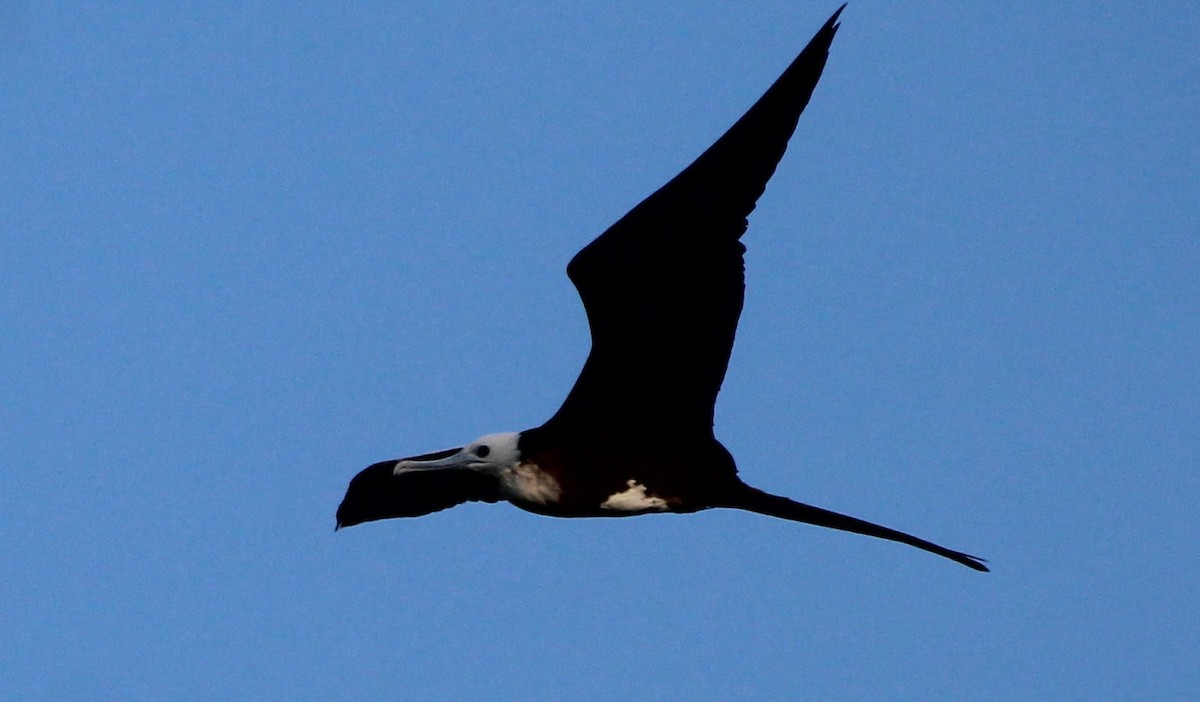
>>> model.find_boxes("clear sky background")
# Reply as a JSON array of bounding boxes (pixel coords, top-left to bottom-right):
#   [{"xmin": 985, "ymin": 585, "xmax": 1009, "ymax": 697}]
[{"xmin": 3, "ymin": 2, "xmax": 1197, "ymax": 700}]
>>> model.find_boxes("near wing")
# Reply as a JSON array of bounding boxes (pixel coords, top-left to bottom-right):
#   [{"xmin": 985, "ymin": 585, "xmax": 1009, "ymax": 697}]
[{"xmin": 543, "ymin": 7, "xmax": 843, "ymax": 438}]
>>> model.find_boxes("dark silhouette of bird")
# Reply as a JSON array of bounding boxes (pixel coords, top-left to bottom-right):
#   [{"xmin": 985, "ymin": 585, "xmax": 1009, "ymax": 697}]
[{"xmin": 336, "ymin": 5, "xmax": 988, "ymax": 572}]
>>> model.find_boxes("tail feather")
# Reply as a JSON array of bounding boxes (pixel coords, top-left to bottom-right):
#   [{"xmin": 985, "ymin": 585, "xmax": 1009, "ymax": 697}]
[{"xmin": 723, "ymin": 485, "xmax": 989, "ymax": 572}]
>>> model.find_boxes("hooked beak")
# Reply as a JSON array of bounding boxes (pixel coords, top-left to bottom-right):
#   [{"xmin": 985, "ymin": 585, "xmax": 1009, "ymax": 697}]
[
  {"xmin": 391, "ymin": 446, "xmax": 479, "ymax": 475},
  {"xmin": 335, "ymin": 445, "xmax": 479, "ymax": 530}
]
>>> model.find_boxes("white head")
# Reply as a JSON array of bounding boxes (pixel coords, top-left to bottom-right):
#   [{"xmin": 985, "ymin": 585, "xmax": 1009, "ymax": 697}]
[{"xmin": 392, "ymin": 431, "xmax": 522, "ymax": 476}]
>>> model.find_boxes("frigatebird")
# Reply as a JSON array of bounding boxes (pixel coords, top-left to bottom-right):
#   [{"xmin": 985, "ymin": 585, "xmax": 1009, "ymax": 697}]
[{"xmin": 336, "ymin": 6, "xmax": 988, "ymax": 572}]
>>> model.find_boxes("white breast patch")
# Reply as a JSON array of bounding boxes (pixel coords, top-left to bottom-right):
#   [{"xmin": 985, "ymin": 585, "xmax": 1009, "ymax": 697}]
[
  {"xmin": 600, "ymin": 479, "xmax": 669, "ymax": 512},
  {"xmin": 500, "ymin": 463, "xmax": 562, "ymax": 505}
]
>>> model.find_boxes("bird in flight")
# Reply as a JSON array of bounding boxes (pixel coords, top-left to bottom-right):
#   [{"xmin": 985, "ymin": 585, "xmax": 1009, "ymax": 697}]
[{"xmin": 336, "ymin": 5, "xmax": 988, "ymax": 572}]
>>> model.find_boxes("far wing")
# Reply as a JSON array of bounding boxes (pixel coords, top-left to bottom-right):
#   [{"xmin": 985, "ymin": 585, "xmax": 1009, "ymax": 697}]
[
  {"xmin": 543, "ymin": 7, "xmax": 843, "ymax": 438},
  {"xmin": 336, "ymin": 454, "xmax": 502, "ymax": 526},
  {"xmin": 374, "ymin": 469, "xmax": 501, "ymax": 519}
]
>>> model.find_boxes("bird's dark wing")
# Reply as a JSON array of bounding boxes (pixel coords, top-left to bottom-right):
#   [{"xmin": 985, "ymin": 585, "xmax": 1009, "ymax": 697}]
[
  {"xmin": 336, "ymin": 453, "xmax": 502, "ymax": 528},
  {"xmin": 542, "ymin": 7, "xmax": 843, "ymax": 438}
]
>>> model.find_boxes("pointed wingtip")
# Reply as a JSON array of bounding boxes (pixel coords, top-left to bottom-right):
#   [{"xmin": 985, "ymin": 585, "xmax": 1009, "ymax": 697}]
[
  {"xmin": 824, "ymin": 4, "xmax": 847, "ymax": 34},
  {"xmin": 803, "ymin": 4, "xmax": 846, "ymax": 59}
]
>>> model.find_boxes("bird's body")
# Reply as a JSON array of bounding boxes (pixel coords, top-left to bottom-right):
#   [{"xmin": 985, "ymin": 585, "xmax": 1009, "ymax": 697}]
[{"xmin": 336, "ymin": 6, "xmax": 989, "ymax": 572}]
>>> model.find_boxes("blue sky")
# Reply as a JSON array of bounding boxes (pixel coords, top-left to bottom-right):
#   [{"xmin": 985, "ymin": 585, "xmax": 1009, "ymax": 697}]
[{"xmin": 2, "ymin": 2, "xmax": 1197, "ymax": 700}]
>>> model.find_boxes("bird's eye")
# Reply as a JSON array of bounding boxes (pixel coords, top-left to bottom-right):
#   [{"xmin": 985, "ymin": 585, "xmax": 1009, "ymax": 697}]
[{"xmin": 474, "ymin": 445, "xmax": 490, "ymax": 458}]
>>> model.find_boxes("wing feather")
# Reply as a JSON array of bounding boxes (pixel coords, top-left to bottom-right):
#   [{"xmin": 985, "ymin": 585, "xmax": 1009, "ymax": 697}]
[{"xmin": 543, "ymin": 7, "xmax": 844, "ymax": 438}]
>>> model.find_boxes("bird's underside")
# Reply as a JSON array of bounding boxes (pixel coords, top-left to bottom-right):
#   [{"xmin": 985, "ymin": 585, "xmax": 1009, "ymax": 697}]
[
  {"xmin": 336, "ymin": 5, "xmax": 990, "ymax": 573},
  {"xmin": 339, "ymin": 430, "xmax": 988, "ymax": 572}
]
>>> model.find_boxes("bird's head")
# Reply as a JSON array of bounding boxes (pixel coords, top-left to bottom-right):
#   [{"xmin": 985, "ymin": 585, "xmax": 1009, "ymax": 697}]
[
  {"xmin": 335, "ymin": 432, "xmax": 521, "ymax": 529},
  {"xmin": 390, "ymin": 432, "xmax": 523, "ymax": 476}
]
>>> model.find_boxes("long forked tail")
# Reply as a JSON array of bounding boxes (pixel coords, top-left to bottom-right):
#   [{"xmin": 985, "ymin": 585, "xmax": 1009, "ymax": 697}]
[{"xmin": 723, "ymin": 485, "xmax": 989, "ymax": 572}]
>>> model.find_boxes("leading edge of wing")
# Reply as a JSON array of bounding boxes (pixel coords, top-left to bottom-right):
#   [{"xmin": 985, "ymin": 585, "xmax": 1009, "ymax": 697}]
[
  {"xmin": 546, "ymin": 7, "xmax": 844, "ymax": 434},
  {"xmin": 567, "ymin": 4, "xmax": 843, "ymax": 282}
]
